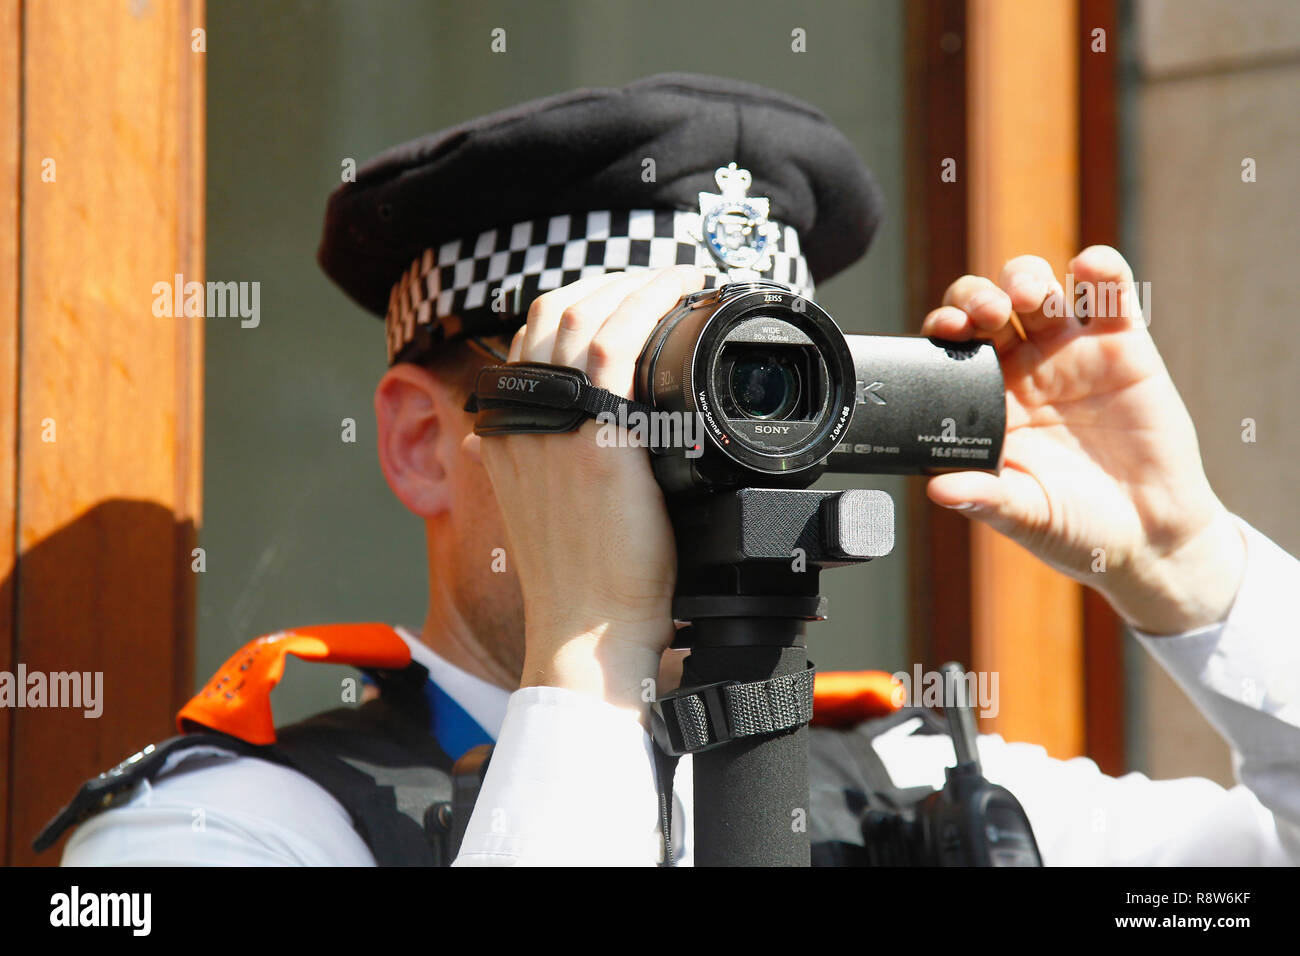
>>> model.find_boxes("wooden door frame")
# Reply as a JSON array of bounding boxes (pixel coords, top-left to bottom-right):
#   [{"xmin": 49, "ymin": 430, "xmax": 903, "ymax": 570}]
[
  {"xmin": 906, "ymin": 0, "xmax": 1124, "ymax": 769},
  {"xmin": 2, "ymin": 0, "xmax": 205, "ymax": 865}
]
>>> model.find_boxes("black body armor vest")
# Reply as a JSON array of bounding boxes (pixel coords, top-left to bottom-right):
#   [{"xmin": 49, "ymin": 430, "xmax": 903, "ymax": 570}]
[{"xmin": 37, "ymin": 667, "xmax": 1038, "ymax": 866}]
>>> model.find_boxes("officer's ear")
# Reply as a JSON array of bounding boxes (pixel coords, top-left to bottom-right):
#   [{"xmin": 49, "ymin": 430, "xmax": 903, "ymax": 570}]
[{"xmin": 374, "ymin": 362, "xmax": 460, "ymax": 518}]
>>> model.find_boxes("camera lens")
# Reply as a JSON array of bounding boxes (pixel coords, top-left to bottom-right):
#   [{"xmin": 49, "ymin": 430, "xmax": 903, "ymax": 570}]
[
  {"xmin": 730, "ymin": 352, "xmax": 800, "ymax": 419},
  {"xmin": 634, "ymin": 281, "xmax": 860, "ymax": 493}
]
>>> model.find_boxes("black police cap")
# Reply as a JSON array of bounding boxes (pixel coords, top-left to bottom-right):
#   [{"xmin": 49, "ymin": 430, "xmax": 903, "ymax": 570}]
[{"xmin": 317, "ymin": 72, "xmax": 884, "ymax": 362}]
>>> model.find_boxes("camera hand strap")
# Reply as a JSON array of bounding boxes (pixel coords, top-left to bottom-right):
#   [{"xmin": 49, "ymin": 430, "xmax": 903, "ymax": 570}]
[
  {"xmin": 464, "ymin": 362, "xmax": 657, "ymax": 435},
  {"xmin": 649, "ymin": 665, "xmax": 816, "ymax": 866},
  {"xmin": 650, "ymin": 665, "xmax": 817, "ymax": 757}
]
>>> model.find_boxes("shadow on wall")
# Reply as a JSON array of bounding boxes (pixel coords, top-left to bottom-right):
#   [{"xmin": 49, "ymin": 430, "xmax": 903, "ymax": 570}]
[{"xmin": 4, "ymin": 499, "xmax": 194, "ymax": 866}]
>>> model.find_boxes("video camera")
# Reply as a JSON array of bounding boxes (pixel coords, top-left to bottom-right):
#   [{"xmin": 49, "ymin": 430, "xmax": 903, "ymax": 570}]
[{"xmin": 634, "ymin": 279, "xmax": 1007, "ymax": 494}]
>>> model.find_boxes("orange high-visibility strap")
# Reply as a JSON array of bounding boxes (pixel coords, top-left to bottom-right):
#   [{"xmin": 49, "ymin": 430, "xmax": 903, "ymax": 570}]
[
  {"xmin": 811, "ymin": 670, "xmax": 904, "ymax": 727},
  {"xmin": 179, "ymin": 626, "xmax": 901, "ymax": 743},
  {"xmin": 176, "ymin": 623, "xmax": 411, "ymax": 745}
]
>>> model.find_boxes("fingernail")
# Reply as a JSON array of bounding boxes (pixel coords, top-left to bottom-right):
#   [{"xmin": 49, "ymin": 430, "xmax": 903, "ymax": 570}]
[{"xmin": 943, "ymin": 502, "xmax": 978, "ymax": 511}]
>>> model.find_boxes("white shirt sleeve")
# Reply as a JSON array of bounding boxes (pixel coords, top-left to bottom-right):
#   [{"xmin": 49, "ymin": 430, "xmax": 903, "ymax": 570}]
[
  {"xmin": 60, "ymin": 751, "xmax": 377, "ymax": 866},
  {"xmin": 1126, "ymin": 515, "xmax": 1300, "ymax": 862},
  {"xmin": 937, "ymin": 514, "xmax": 1300, "ymax": 866},
  {"xmin": 453, "ymin": 685, "xmax": 667, "ymax": 866}
]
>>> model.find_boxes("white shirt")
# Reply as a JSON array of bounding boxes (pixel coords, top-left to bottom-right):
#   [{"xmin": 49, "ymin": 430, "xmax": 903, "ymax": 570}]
[{"xmin": 63, "ymin": 516, "xmax": 1300, "ymax": 866}]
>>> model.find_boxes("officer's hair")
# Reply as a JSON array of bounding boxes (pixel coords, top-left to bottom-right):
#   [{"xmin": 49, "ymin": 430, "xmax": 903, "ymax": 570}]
[{"xmin": 413, "ymin": 336, "xmax": 508, "ymax": 402}]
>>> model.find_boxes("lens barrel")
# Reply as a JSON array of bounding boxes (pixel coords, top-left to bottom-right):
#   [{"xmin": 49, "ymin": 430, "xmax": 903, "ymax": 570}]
[
  {"xmin": 636, "ymin": 282, "xmax": 857, "ymax": 494},
  {"xmin": 826, "ymin": 334, "xmax": 1006, "ymax": 475},
  {"xmin": 635, "ymin": 281, "xmax": 1006, "ymax": 494}
]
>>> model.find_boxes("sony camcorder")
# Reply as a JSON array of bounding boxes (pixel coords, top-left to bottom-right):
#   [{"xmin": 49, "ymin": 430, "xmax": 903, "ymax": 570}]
[{"xmin": 634, "ymin": 280, "xmax": 1006, "ymax": 495}]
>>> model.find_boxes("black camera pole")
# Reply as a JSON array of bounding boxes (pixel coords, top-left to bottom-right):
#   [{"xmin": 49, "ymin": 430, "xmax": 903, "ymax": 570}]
[
  {"xmin": 654, "ymin": 486, "xmax": 894, "ymax": 866},
  {"xmin": 677, "ymin": 613, "xmax": 813, "ymax": 866}
]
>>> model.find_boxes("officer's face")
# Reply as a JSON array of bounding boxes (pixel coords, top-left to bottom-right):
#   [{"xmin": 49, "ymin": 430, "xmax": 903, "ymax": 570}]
[
  {"xmin": 375, "ymin": 355, "xmax": 527, "ymax": 680},
  {"xmin": 443, "ymin": 395, "xmax": 527, "ymax": 670}
]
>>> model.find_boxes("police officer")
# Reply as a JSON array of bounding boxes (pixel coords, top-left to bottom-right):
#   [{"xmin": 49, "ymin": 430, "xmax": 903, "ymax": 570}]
[{"xmin": 52, "ymin": 73, "xmax": 1300, "ymax": 866}]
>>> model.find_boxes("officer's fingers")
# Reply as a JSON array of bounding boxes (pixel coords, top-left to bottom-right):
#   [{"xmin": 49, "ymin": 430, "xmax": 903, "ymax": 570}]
[
  {"xmin": 920, "ymin": 306, "xmax": 979, "ymax": 340},
  {"xmin": 587, "ymin": 265, "xmax": 706, "ymax": 397},
  {"xmin": 519, "ymin": 272, "xmax": 628, "ymax": 362},
  {"xmin": 506, "ymin": 326, "xmax": 526, "ymax": 362},
  {"xmin": 1068, "ymin": 245, "xmax": 1145, "ymax": 329},
  {"xmin": 939, "ymin": 275, "xmax": 1021, "ymax": 353},
  {"xmin": 550, "ymin": 270, "xmax": 667, "ymax": 370},
  {"xmin": 942, "ymin": 275, "xmax": 1013, "ymax": 332},
  {"xmin": 462, "ymin": 430, "xmax": 483, "ymax": 463},
  {"xmin": 997, "ymin": 255, "xmax": 1066, "ymax": 335},
  {"xmin": 925, "ymin": 466, "xmax": 1050, "ymax": 541}
]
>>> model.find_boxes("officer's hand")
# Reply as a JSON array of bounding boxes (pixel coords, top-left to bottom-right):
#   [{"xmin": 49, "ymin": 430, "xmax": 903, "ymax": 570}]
[
  {"xmin": 921, "ymin": 245, "xmax": 1246, "ymax": 635},
  {"xmin": 466, "ymin": 266, "xmax": 706, "ymax": 718}
]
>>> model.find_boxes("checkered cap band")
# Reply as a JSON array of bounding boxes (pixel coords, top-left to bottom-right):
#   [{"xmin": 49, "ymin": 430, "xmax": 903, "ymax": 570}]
[{"xmin": 384, "ymin": 208, "xmax": 814, "ymax": 363}]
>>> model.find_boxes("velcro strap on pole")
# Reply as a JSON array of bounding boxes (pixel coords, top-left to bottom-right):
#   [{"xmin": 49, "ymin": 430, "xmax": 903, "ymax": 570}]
[
  {"xmin": 464, "ymin": 362, "xmax": 657, "ymax": 435},
  {"xmin": 650, "ymin": 665, "xmax": 816, "ymax": 757}
]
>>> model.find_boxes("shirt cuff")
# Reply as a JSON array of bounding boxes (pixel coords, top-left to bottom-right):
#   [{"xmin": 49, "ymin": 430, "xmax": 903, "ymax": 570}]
[
  {"xmin": 453, "ymin": 685, "xmax": 662, "ymax": 865},
  {"xmin": 1133, "ymin": 515, "xmax": 1300, "ymax": 742}
]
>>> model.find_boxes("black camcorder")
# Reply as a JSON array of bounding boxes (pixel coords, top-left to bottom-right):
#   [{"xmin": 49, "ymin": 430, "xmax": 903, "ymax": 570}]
[{"xmin": 635, "ymin": 280, "xmax": 1007, "ymax": 495}]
